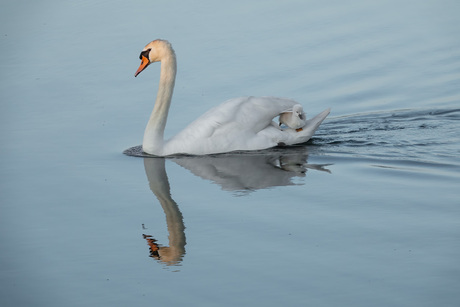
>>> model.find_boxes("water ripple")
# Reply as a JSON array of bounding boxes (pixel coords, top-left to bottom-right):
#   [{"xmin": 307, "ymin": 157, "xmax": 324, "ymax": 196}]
[{"xmin": 314, "ymin": 108, "xmax": 460, "ymax": 170}]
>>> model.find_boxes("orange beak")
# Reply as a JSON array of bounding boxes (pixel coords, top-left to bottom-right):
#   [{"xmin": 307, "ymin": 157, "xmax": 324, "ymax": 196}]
[{"xmin": 135, "ymin": 55, "xmax": 150, "ymax": 77}]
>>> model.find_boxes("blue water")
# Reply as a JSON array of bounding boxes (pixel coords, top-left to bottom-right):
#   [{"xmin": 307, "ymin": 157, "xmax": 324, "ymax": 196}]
[{"xmin": 1, "ymin": 1, "xmax": 460, "ymax": 306}]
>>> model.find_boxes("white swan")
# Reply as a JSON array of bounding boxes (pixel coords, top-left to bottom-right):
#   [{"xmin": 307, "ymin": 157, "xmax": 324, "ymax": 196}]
[
  {"xmin": 134, "ymin": 39, "xmax": 330, "ymax": 156},
  {"xmin": 279, "ymin": 104, "xmax": 306, "ymax": 131}
]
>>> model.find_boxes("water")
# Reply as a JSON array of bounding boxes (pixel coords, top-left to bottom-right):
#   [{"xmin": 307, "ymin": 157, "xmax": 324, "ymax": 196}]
[{"xmin": 1, "ymin": 1, "xmax": 460, "ymax": 306}]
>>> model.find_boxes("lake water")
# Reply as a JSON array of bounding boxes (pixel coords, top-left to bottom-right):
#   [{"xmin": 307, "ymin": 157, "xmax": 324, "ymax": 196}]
[{"xmin": 1, "ymin": 1, "xmax": 459, "ymax": 306}]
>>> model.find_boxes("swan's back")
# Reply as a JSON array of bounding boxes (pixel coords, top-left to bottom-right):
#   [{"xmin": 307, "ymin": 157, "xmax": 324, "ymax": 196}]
[
  {"xmin": 164, "ymin": 96, "xmax": 299, "ymax": 155},
  {"xmin": 179, "ymin": 97, "xmax": 297, "ymax": 134}
]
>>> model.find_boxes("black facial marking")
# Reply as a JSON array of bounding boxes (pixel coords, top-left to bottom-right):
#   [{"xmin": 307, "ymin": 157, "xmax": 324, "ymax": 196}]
[{"xmin": 139, "ymin": 49, "xmax": 151, "ymax": 60}]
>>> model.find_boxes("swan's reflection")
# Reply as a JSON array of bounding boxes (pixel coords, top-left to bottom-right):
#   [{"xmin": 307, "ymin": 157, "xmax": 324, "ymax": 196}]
[
  {"xmin": 170, "ymin": 150, "xmax": 331, "ymax": 192},
  {"xmin": 139, "ymin": 147, "xmax": 331, "ymax": 266},
  {"xmin": 143, "ymin": 158, "xmax": 186, "ymax": 266}
]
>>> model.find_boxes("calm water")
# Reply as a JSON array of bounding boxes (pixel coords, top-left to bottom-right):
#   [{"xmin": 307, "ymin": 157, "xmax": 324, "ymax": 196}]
[{"xmin": 1, "ymin": 1, "xmax": 460, "ymax": 306}]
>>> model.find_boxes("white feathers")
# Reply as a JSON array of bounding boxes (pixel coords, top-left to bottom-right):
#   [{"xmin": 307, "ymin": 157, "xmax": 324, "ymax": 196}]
[{"xmin": 135, "ymin": 39, "xmax": 330, "ymax": 156}]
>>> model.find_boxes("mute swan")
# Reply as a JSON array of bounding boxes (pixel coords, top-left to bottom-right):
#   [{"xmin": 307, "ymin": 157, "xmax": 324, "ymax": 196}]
[
  {"xmin": 134, "ymin": 39, "xmax": 330, "ymax": 156},
  {"xmin": 279, "ymin": 104, "xmax": 306, "ymax": 131}
]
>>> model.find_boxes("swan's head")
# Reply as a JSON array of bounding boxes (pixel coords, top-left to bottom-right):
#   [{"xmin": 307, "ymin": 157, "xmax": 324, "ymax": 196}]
[
  {"xmin": 135, "ymin": 39, "xmax": 174, "ymax": 77},
  {"xmin": 293, "ymin": 104, "xmax": 305, "ymax": 119}
]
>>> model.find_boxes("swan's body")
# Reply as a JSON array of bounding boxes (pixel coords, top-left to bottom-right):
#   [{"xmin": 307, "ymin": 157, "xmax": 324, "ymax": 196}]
[
  {"xmin": 279, "ymin": 104, "xmax": 306, "ymax": 130},
  {"xmin": 135, "ymin": 39, "xmax": 330, "ymax": 156}
]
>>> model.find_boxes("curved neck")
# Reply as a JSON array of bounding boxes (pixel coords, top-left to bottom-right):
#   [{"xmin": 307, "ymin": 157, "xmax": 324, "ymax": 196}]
[
  {"xmin": 143, "ymin": 49, "xmax": 177, "ymax": 155},
  {"xmin": 144, "ymin": 158, "xmax": 186, "ymax": 265}
]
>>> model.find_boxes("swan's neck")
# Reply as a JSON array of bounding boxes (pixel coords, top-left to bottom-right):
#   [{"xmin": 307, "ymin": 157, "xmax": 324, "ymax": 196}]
[{"xmin": 143, "ymin": 50, "xmax": 177, "ymax": 155}]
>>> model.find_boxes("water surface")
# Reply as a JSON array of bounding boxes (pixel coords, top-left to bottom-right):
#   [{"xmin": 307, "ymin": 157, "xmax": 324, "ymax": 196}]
[{"xmin": 1, "ymin": 1, "xmax": 459, "ymax": 306}]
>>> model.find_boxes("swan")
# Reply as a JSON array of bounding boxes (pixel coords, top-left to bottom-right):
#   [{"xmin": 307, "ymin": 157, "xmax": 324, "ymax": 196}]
[
  {"xmin": 134, "ymin": 39, "xmax": 330, "ymax": 156},
  {"xmin": 279, "ymin": 104, "xmax": 306, "ymax": 131}
]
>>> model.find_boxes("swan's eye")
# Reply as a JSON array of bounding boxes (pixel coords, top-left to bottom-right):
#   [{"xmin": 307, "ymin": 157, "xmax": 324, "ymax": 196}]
[{"xmin": 139, "ymin": 49, "xmax": 151, "ymax": 60}]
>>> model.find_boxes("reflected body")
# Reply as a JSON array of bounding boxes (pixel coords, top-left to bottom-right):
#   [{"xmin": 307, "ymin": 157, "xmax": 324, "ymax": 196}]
[
  {"xmin": 134, "ymin": 39, "xmax": 330, "ymax": 156},
  {"xmin": 138, "ymin": 147, "xmax": 331, "ymax": 266}
]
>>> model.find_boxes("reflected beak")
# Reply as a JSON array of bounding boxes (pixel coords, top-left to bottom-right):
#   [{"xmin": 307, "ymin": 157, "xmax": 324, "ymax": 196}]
[{"xmin": 135, "ymin": 55, "xmax": 150, "ymax": 77}]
